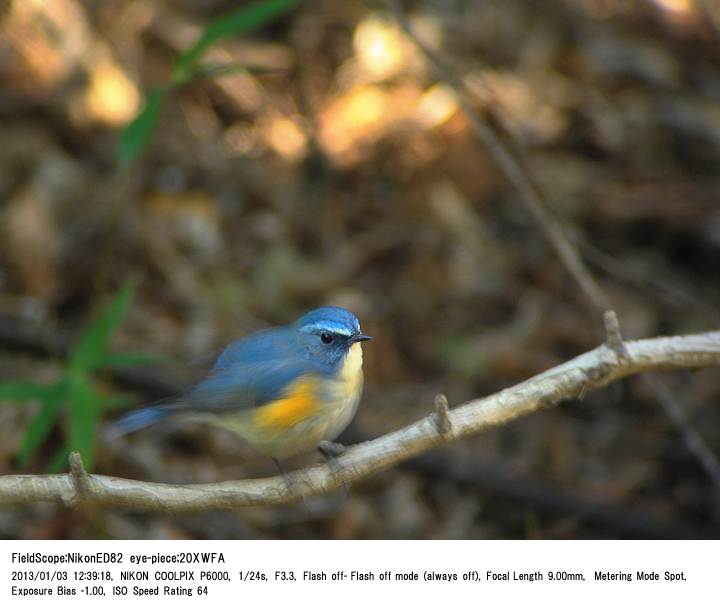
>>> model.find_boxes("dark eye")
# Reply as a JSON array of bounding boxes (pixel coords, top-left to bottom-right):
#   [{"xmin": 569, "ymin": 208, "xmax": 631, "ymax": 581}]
[{"xmin": 320, "ymin": 332, "xmax": 334, "ymax": 344}]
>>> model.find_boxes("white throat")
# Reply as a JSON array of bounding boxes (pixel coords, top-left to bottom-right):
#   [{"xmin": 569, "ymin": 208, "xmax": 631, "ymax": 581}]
[{"xmin": 341, "ymin": 342, "xmax": 363, "ymax": 380}]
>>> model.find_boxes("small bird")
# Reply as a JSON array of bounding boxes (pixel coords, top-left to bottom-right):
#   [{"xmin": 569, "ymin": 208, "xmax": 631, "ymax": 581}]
[{"xmin": 110, "ymin": 307, "xmax": 371, "ymax": 466}]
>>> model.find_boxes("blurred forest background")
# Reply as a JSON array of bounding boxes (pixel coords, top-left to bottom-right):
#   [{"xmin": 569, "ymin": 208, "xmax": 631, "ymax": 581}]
[{"xmin": 1, "ymin": 0, "xmax": 720, "ymax": 539}]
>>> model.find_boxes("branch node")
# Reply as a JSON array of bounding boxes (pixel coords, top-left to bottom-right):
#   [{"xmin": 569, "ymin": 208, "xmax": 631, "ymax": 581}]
[
  {"xmin": 433, "ymin": 394, "xmax": 452, "ymax": 436},
  {"xmin": 603, "ymin": 310, "xmax": 630, "ymax": 363},
  {"xmin": 69, "ymin": 451, "xmax": 92, "ymax": 508}
]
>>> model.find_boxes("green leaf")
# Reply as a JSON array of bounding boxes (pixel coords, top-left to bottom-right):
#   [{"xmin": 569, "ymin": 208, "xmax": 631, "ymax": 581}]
[
  {"xmin": 0, "ymin": 381, "xmax": 51, "ymax": 403},
  {"xmin": 70, "ymin": 281, "xmax": 135, "ymax": 374},
  {"xmin": 17, "ymin": 381, "xmax": 67, "ymax": 466},
  {"xmin": 117, "ymin": 87, "xmax": 167, "ymax": 166},
  {"xmin": 95, "ymin": 352, "xmax": 162, "ymax": 370},
  {"xmin": 173, "ymin": 0, "xmax": 298, "ymax": 82},
  {"xmin": 67, "ymin": 375, "xmax": 101, "ymax": 471},
  {"xmin": 118, "ymin": 0, "xmax": 296, "ymax": 167}
]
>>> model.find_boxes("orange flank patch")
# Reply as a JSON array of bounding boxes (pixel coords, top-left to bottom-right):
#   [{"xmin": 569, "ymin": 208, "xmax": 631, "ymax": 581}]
[{"xmin": 253, "ymin": 376, "xmax": 321, "ymax": 431}]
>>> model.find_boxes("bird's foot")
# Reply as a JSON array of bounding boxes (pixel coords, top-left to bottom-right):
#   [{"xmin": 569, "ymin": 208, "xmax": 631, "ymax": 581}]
[{"xmin": 317, "ymin": 440, "xmax": 346, "ymax": 459}]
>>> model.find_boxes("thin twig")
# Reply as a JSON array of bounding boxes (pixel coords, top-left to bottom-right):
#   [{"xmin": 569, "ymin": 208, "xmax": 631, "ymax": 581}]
[
  {"xmin": 694, "ymin": 0, "xmax": 720, "ymax": 39},
  {"xmin": 410, "ymin": 454, "xmax": 714, "ymax": 538},
  {"xmin": 0, "ymin": 329, "xmax": 718, "ymax": 511},
  {"xmin": 383, "ymin": 0, "xmax": 610, "ymax": 313},
  {"xmin": 609, "ymin": 314, "xmax": 720, "ymax": 490},
  {"xmin": 646, "ymin": 373, "xmax": 720, "ymax": 489}
]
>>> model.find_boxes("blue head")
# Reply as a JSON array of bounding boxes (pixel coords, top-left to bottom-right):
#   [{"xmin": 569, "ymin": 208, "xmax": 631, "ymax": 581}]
[{"xmin": 294, "ymin": 306, "xmax": 371, "ymax": 371}]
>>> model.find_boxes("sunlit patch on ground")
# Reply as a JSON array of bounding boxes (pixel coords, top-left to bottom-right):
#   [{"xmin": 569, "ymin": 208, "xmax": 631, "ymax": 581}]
[
  {"xmin": 353, "ymin": 16, "xmax": 412, "ymax": 81},
  {"xmin": 261, "ymin": 115, "xmax": 308, "ymax": 162},
  {"xmin": 83, "ymin": 58, "xmax": 140, "ymax": 126}
]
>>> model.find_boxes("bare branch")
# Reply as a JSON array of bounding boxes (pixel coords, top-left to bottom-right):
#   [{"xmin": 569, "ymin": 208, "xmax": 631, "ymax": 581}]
[{"xmin": 0, "ymin": 330, "xmax": 718, "ymax": 512}]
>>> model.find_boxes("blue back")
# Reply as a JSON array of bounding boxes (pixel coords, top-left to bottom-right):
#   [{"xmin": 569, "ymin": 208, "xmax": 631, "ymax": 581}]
[{"xmin": 212, "ymin": 326, "xmax": 300, "ymax": 373}]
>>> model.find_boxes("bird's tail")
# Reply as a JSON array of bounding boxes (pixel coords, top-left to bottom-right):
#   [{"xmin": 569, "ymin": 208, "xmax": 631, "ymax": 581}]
[{"xmin": 106, "ymin": 404, "xmax": 175, "ymax": 440}]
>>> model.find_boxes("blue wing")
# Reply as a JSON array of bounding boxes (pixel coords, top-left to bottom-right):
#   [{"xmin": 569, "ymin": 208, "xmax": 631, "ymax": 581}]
[
  {"xmin": 194, "ymin": 326, "xmax": 318, "ymax": 410},
  {"xmin": 182, "ymin": 356, "xmax": 326, "ymax": 412},
  {"xmin": 110, "ymin": 327, "xmax": 325, "ymax": 436}
]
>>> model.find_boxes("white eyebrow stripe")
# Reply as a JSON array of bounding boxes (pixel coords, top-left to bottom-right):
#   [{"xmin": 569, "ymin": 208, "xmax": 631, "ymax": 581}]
[{"xmin": 300, "ymin": 322, "xmax": 354, "ymax": 336}]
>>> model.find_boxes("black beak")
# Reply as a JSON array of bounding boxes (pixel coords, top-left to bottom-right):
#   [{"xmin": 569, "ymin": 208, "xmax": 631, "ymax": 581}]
[{"xmin": 352, "ymin": 333, "xmax": 372, "ymax": 343}]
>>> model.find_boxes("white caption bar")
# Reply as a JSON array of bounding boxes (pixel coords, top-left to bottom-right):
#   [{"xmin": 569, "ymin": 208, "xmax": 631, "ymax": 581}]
[{"xmin": 1, "ymin": 540, "xmax": 716, "ymax": 608}]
